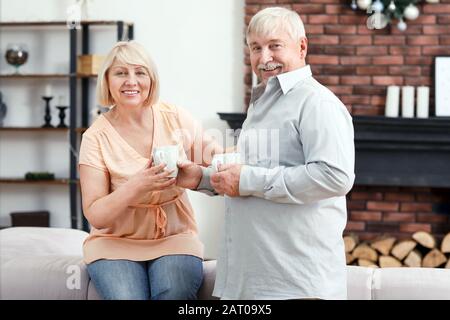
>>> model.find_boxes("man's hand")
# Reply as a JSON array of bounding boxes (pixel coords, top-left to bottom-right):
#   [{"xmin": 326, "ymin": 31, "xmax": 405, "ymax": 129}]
[
  {"xmin": 211, "ymin": 164, "xmax": 242, "ymax": 197},
  {"xmin": 176, "ymin": 160, "xmax": 202, "ymax": 190}
]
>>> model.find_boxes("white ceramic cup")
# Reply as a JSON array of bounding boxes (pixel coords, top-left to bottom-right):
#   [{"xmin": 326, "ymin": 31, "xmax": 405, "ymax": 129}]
[
  {"xmin": 152, "ymin": 145, "xmax": 179, "ymax": 178},
  {"xmin": 211, "ymin": 153, "xmax": 241, "ymax": 172}
]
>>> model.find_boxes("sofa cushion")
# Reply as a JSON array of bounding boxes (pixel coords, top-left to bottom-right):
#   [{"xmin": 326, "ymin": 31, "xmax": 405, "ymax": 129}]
[
  {"xmin": 0, "ymin": 227, "xmax": 212, "ymax": 300},
  {"xmin": 372, "ymin": 267, "xmax": 450, "ymax": 300},
  {"xmin": 347, "ymin": 265, "xmax": 374, "ymax": 300}
]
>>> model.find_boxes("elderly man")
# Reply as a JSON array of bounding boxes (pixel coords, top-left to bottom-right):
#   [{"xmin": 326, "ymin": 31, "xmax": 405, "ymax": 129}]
[{"xmin": 178, "ymin": 7, "xmax": 355, "ymax": 300}]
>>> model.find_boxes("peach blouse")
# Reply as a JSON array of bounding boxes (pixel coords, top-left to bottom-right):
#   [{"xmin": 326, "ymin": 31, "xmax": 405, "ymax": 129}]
[{"xmin": 79, "ymin": 102, "xmax": 205, "ymax": 264}]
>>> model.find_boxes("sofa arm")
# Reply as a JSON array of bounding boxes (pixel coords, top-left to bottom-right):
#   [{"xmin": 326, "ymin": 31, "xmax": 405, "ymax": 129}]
[
  {"xmin": 1, "ymin": 255, "xmax": 90, "ymax": 300},
  {"xmin": 347, "ymin": 265, "xmax": 374, "ymax": 300},
  {"xmin": 372, "ymin": 267, "xmax": 450, "ymax": 300}
]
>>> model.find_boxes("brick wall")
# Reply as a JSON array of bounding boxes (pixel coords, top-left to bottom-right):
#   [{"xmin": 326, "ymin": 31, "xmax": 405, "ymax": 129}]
[
  {"xmin": 347, "ymin": 186, "xmax": 450, "ymax": 241},
  {"xmin": 244, "ymin": 0, "xmax": 450, "ymax": 240},
  {"xmin": 244, "ymin": 0, "xmax": 450, "ymax": 115}
]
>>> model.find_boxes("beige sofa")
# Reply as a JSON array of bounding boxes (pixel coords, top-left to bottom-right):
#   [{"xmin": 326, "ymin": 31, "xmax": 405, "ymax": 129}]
[{"xmin": 1, "ymin": 227, "xmax": 450, "ymax": 300}]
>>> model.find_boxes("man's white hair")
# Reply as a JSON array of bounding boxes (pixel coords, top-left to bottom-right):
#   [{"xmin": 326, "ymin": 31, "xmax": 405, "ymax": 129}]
[{"xmin": 246, "ymin": 7, "xmax": 306, "ymax": 44}]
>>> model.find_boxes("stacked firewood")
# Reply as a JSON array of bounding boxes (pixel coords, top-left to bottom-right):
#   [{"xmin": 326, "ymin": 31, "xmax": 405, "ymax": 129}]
[{"xmin": 344, "ymin": 231, "xmax": 450, "ymax": 268}]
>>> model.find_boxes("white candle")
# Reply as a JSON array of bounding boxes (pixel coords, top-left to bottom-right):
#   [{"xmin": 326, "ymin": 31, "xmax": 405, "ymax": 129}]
[
  {"xmin": 385, "ymin": 86, "xmax": 400, "ymax": 117},
  {"xmin": 45, "ymin": 84, "xmax": 52, "ymax": 97},
  {"xmin": 417, "ymin": 86, "xmax": 430, "ymax": 118},
  {"xmin": 402, "ymin": 86, "xmax": 415, "ymax": 118}
]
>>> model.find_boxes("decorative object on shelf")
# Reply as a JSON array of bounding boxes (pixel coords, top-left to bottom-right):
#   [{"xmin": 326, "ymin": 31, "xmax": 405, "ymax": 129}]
[
  {"xmin": 10, "ymin": 211, "xmax": 50, "ymax": 227},
  {"xmin": 56, "ymin": 106, "xmax": 69, "ymax": 128},
  {"xmin": 416, "ymin": 86, "xmax": 430, "ymax": 118},
  {"xmin": 77, "ymin": 0, "xmax": 94, "ymax": 20},
  {"xmin": 401, "ymin": 86, "xmax": 415, "ymax": 118},
  {"xmin": 24, "ymin": 172, "xmax": 55, "ymax": 180},
  {"xmin": 5, "ymin": 43, "xmax": 29, "ymax": 74},
  {"xmin": 77, "ymin": 54, "xmax": 105, "ymax": 76},
  {"xmin": 67, "ymin": 0, "xmax": 95, "ymax": 30},
  {"xmin": 350, "ymin": 0, "xmax": 438, "ymax": 31},
  {"xmin": 385, "ymin": 85, "xmax": 400, "ymax": 117},
  {"xmin": 0, "ymin": 91, "xmax": 7, "ymax": 127},
  {"xmin": 435, "ymin": 56, "xmax": 450, "ymax": 117},
  {"xmin": 42, "ymin": 96, "xmax": 54, "ymax": 128},
  {"xmin": 66, "ymin": 0, "xmax": 82, "ymax": 29}
]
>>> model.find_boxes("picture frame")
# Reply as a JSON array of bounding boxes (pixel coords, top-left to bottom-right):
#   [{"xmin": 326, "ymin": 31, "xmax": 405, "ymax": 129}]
[{"xmin": 435, "ymin": 56, "xmax": 450, "ymax": 117}]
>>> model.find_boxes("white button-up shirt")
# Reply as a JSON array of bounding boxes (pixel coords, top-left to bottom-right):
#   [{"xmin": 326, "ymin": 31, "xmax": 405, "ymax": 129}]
[{"xmin": 199, "ymin": 65, "xmax": 355, "ymax": 299}]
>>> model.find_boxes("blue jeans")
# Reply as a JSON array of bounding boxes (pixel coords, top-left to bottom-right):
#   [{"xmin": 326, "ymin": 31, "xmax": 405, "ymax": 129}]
[{"xmin": 86, "ymin": 255, "xmax": 203, "ymax": 300}]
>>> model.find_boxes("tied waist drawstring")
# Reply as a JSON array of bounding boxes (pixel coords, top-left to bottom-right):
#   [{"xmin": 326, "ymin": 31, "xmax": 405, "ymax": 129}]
[{"xmin": 131, "ymin": 196, "xmax": 180, "ymax": 239}]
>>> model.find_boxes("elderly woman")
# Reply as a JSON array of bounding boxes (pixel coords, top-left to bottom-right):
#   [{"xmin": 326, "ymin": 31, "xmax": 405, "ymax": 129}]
[{"xmin": 78, "ymin": 41, "xmax": 220, "ymax": 300}]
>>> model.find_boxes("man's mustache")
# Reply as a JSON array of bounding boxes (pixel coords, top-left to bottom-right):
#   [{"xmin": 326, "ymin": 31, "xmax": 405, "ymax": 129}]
[{"xmin": 257, "ymin": 63, "xmax": 283, "ymax": 71}]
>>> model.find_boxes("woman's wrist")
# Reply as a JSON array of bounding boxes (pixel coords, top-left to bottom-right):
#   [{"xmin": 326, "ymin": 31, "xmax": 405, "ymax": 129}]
[{"xmin": 121, "ymin": 179, "xmax": 142, "ymax": 204}]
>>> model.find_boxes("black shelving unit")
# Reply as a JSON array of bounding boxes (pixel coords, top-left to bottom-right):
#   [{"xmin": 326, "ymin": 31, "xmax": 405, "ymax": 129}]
[{"xmin": 0, "ymin": 20, "xmax": 134, "ymax": 232}]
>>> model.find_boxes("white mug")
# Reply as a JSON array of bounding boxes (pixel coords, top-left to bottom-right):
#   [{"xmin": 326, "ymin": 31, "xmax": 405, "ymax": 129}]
[
  {"xmin": 211, "ymin": 153, "xmax": 241, "ymax": 172},
  {"xmin": 152, "ymin": 145, "xmax": 179, "ymax": 178}
]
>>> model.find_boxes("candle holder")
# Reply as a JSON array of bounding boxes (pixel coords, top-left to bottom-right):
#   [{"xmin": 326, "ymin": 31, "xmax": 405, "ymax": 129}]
[
  {"xmin": 56, "ymin": 106, "xmax": 68, "ymax": 128},
  {"xmin": 42, "ymin": 96, "xmax": 54, "ymax": 128}
]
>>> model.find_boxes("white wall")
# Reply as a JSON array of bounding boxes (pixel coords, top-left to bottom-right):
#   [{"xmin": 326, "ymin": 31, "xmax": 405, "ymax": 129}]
[{"xmin": 0, "ymin": 0, "xmax": 245, "ymax": 259}]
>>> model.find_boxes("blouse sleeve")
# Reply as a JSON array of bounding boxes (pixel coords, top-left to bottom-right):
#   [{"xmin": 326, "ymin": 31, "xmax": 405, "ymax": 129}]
[{"xmin": 78, "ymin": 132, "xmax": 108, "ymax": 172}]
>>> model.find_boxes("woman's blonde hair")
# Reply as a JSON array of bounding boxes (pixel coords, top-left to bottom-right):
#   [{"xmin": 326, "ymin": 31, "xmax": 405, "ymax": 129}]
[
  {"xmin": 96, "ymin": 40, "xmax": 160, "ymax": 107},
  {"xmin": 246, "ymin": 7, "xmax": 306, "ymax": 44}
]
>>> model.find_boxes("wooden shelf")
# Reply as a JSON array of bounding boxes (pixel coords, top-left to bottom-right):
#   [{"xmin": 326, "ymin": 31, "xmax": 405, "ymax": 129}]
[
  {"xmin": 0, "ymin": 127, "xmax": 68, "ymax": 132},
  {"xmin": 0, "ymin": 178, "xmax": 78, "ymax": 185},
  {"xmin": 0, "ymin": 74, "xmax": 70, "ymax": 79},
  {"xmin": 0, "ymin": 73, "xmax": 97, "ymax": 79},
  {"xmin": 0, "ymin": 127, "xmax": 87, "ymax": 132},
  {"xmin": 76, "ymin": 74, "xmax": 98, "ymax": 78},
  {"xmin": 0, "ymin": 21, "xmax": 133, "ymax": 27}
]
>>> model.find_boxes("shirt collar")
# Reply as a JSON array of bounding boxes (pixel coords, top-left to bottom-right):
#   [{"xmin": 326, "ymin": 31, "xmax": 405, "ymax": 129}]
[
  {"xmin": 250, "ymin": 65, "xmax": 312, "ymax": 104},
  {"xmin": 276, "ymin": 65, "xmax": 312, "ymax": 95}
]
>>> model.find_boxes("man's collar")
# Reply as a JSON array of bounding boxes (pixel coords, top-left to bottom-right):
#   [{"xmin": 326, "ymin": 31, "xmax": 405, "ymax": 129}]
[
  {"xmin": 250, "ymin": 65, "xmax": 312, "ymax": 104},
  {"xmin": 276, "ymin": 65, "xmax": 312, "ymax": 95}
]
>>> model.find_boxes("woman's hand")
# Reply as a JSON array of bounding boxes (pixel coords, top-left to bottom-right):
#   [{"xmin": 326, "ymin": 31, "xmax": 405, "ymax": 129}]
[{"xmin": 127, "ymin": 159, "xmax": 176, "ymax": 194}]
